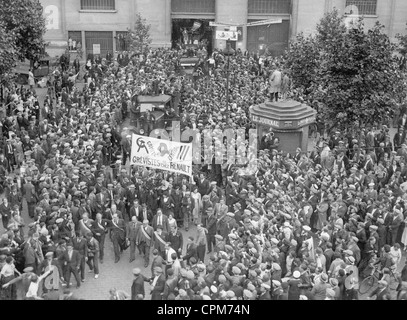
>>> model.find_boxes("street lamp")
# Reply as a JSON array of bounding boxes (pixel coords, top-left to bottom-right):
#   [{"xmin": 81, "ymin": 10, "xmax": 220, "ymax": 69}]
[{"xmin": 223, "ymin": 40, "xmax": 235, "ymax": 116}]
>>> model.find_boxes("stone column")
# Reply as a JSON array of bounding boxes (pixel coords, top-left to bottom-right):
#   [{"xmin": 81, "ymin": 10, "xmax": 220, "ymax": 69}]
[
  {"xmin": 112, "ymin": 31, "xmax": 117, "ymax": 54},
  {"xmin": 290, "ymin": 0, "xmax": 299, "ymax": 39},
  {"xmin": 81, "ymin": 31, "xmax": 86, "ymax": 60}
]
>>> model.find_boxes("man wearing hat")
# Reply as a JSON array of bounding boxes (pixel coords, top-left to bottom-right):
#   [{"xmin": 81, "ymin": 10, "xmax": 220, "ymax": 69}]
[
  {"xmin": 37, "ymin": 251, "xmax": 63, "ymax": 292},
  {"xmin": 131, "ymin": 268, "xmax": 150, "ymax": 300},
  {"xmin": 310, "ymin": 273, "xmax": 329, "ymax": 300},
  {"xmin": 23, "ymin": 176, "xmax": 37, "ymax": 219},
  {"xmin": 181, "ymin": 236, "xmax": 197, "ymax": 267},
  {"xmin": 205, "ymin": 207, "xmax": 217, "ymax": 253},
  {"xmin": 196, "ymin": 173, "xmax": 210, "ymax": 198},
  {"xmin": 2, "ymin": 266, "xmax": 36, "ymax": 299},
  {"xmin": 258, "ymin": 283, "xmax": 271, "ymax": 300},
  {"xmin": 151, "ymin": 266, "xmax": 166, "ymax": 300},
  {"xmin": 85, "ymin": 232, "xmax": 100, "ymax": 279},
  {"xmin": 60, "ymin": 242, "xmax": 81, "ymax": 289}
]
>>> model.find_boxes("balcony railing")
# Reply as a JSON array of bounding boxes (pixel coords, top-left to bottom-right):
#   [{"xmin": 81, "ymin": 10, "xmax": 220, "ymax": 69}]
[
  {"xmin": 345, "ymin": 0, "xmax": 377, "ymax": 15},
  {"xmin": 80, "ymin": 0, "xmax": 115, "ymax": 11}
]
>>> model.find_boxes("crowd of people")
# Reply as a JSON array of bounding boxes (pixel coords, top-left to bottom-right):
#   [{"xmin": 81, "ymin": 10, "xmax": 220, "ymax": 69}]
[{"xmin": 0, "ymin": 44, "xmax": 406, "ymax": 301}]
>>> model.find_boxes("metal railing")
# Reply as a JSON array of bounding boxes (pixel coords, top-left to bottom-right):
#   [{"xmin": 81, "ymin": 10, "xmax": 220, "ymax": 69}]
[
  {"xmin": 345, "ymin": 0, "xmax": 377, "ymax": 15},
  {"xmin": 80, "ymin": 0, "xmax": 115, "ymax": 10}
]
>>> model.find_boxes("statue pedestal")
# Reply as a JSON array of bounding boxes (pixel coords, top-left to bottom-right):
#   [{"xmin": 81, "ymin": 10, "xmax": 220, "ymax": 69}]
[{"xmin": 249, "ymin": 100, "xmax": 317, "ymax": 155}]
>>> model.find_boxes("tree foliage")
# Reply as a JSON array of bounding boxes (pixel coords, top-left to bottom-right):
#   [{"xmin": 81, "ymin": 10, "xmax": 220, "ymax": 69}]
[
  {"xmin": 125, "ymin": 13, "xmax": 152, "ymax": 54},
  {"xmin": 283, "ymin": 9, "xmax": 407, "ymax": 131},
  {"xmin": 0, "ymin": 22, "xmax": 18, "ymax": 82},
  {"xmin": 0, "ymin": 0, "xmax": 46, "ymax": 79}
]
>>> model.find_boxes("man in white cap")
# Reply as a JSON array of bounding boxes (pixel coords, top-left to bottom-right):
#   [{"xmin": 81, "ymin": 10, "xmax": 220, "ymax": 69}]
[
  {"xmin": 287, "ymin": 270, "xmax": 302, "ymax": 300},
  {"xmin": 151, "ymin": 266, "xmax": 166, "ymax": 300},
  {"xmin": 258, "ymin": 283, "xmax": 271, "ymax": 300}
]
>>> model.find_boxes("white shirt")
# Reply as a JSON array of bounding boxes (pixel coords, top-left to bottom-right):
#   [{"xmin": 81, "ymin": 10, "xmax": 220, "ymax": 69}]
[
  {"xmin": 26, "ymin": 271, "xmax": 50, "ymax": 298},
  {"xmin": 151, "ymin": 275, "xmax": 160, "ymax": 289},
  {"xmin": 26, "ymin": 282, "xmax": 40, "ymax": 298},
  {"xmin": 166, "ymin": 247, "xmax": 177, "ymax": 263}
]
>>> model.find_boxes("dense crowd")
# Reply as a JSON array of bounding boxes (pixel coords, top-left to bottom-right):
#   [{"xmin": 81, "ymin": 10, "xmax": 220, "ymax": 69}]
[{"xmin": 0, "ymin": 45, "xmax": 406, "ymax": 301}]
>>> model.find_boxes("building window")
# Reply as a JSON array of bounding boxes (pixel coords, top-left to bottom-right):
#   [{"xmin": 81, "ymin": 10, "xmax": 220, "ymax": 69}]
[
  {"xmin": 68, "ymin": 31, "xmax": 82, "ymax": 51},
  {"xmin": 248, "ymin": 0, "xmax": 291, "ymax": 14},
  {"xmin": 171, "ymin": 0, "xmax": 215, "ymax": 13},
  {"xmin": 345, "ymin": 0, "xmax": 377, "ymax": 15},
  {"xmin": 81, "ymin": 0, "xmax": 115, "ymax": 10}
]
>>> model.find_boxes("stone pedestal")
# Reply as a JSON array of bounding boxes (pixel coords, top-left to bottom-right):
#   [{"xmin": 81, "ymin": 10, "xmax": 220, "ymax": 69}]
[{"xmin": 249, "ymin": 100, "xmax": 316, "ymax": 155}]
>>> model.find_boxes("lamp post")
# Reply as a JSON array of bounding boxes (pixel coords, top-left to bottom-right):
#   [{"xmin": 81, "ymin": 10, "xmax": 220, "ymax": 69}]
[{"xmin": 223, "ymin": 40, "xmax": 235, "ymax": 117}]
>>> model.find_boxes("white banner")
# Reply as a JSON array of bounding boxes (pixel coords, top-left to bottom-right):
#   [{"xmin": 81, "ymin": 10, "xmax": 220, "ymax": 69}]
[
  {"xmin": 246, "ymin": 19, "xmax": 282, "ymax": 27},
  {"xmin": 215, "ymin": 31, "xmax": 238, "ymax": 41},
  {"xmin": 130, "ymin": 134, "xmax": 193, "ymax": 177},
  {"xmin": 93, "ymin": 44, "xmax": 101, "ymax": 55}
]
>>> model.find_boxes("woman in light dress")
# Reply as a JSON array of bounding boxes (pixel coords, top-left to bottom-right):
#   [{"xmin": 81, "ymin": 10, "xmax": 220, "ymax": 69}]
[
  {"xmin": 190, "ymin": 187, "xmax": 202, "ymax": 225},
  {"xmin": 168, "ymin": 213, "xmax": 177, "ymax": 230},
  {"xmin": 28, "ymin": 69, "xmax": 35, "ymax": 89}
]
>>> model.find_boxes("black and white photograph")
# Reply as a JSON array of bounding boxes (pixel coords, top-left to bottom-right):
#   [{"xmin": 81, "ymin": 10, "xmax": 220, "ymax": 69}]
[{"xmin": 0, "ymin": 0, "xmax": 407, "ymax": 306}]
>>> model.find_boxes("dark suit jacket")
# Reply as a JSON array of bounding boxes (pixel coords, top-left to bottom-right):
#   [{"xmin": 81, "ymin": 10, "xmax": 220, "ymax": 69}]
[
  {"xmin": 151, "ymin": 255, "xmax": 164, "ymax": 276},
  {"xmin": 73, "ymin": 237, "xmax": 88, "ymax": 257},
  {"xmin": 130, "ymin": 204, "xmax": 143, "ymax": 220},
  {"xmin": 126, "ymin": 221, "xmax": 140, "ymax": 241},
  {"xmin": 196, "ymin": 178, "xmax": 210, "ymax": 195},
  {"xmin": 23, "ymin": 182, "xmax": 37, "ymax": 203},
  {"xmin": 95, "ymin": 192, "xmax": 109, "ymax": 212},
  {"xmin": 151, "ymin": 274, "xmax": 166, "ymax": 300},
  {"xmin": 139, "ymin": 208, "xmax": 153, "ymax": 222},
  {"xmin": 131, "ymin": 274, "xmax": 150, "ymax": 299},
  {"xmin": 91, "ymin": 219, "xmax": 109, "ymax": 237},
  {"xmin": 152, "ymin": 214, "xmax": 170, "ymax": 233},
  {"xmin": 110, "ymin": 219, "xmax": 126, "ymax": 240},
  {"xmin": 206, "ymin": 215, "xmax": 217, "ymax": 235},
  {"xmin": 61, "ymin": 250, "xmax": 81, "ymax": 268},
  {"xmin": 183, "ymin": 243, "xmax": 197, "ymax": 264}
]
